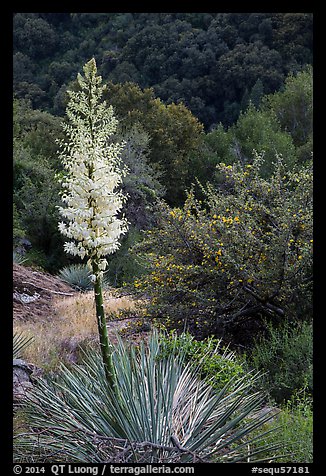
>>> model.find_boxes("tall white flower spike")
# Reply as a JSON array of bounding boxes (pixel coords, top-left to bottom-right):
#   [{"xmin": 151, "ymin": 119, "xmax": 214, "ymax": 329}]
[
  {"xmin": 57, "ymin": 58, "xmax": 128, "ymax": 279},
  {"xmin": 57, "ymin": 58, "xmax": 128, "ymax": 386}
]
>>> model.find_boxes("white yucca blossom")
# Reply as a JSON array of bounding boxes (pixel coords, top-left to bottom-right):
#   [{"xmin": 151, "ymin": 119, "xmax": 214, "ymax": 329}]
[{"xmin": 57, "ymin": 59, "xmax": 128, "ymax": 278}]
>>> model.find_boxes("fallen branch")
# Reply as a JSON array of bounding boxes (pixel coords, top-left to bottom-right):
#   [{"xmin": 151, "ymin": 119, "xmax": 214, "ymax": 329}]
[
  {"xmin": 95, "ymin": 433, "xmax": 210, "ymax": 463},
  {"xmin": 170, "ymin": 434, "xmax": 208, "ymax": 463},
  {"xmin": 21, "ymin": 281, "xmax": 74, "ymax": 296},
  {"xmin": 14, "ymin": 427, "xmax": 211, "ymax": 463}
]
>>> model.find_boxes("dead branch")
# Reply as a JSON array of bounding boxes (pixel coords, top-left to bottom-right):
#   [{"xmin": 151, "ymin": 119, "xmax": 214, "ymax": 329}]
[
  {"xmin": 14, "ymin": 426, "xmax": 211, "ymax": 463},
  {"xmin": 21, "ymin": 281, "xmax": 74, "ymax": 296},
  {"xmin": 92, "ymin": 432, "xmax": 210, "ymax": 463}
]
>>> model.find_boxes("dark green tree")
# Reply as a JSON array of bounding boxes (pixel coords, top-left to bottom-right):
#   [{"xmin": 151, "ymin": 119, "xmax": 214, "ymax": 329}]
[
  {"xmin": 105, "ymin": 81, "xmax": 203, "ymax": 205},
  {"xmin": 13, "ymin": 14, "xmax": 58, "ymax": 58},
  {"xmin": 13, "ymin": 13, "xmax": 312, "ymax": 129},
  {"xmin": 13, "ymin": 99, "xmax": 66, "ymax": 270},
  {"xmin": 249, "ymin": 78, "xmax": 264, "ymax": 108}
]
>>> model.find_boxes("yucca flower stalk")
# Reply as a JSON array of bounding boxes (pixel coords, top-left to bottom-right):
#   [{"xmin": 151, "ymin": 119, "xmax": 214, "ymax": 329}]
[{"xmin": 57, "ymin": 58, "xmax": 128, "ymax": 386}]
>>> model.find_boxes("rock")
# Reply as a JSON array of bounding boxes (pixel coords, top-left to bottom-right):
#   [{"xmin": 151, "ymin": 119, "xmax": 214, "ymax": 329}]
[
  {"xmin": 13, "ymin": 358, "xmax": 42, "ymax": 406},
  {"xmin": 60, "ymin": 336, "xmax": 81, "ymax": 363},
  {"xmin": 13, "ymin": 291, "xmax": 40, "ymax": 304},
  {"xmin": 19, "ymin": 238, "xmax": 32, "ymax": 250}
]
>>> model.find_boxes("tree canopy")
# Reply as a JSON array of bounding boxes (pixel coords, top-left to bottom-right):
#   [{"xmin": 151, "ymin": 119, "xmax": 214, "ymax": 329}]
[{"xmin": 13, "ymin": 13, "xmax": 312, "ymax": 129}]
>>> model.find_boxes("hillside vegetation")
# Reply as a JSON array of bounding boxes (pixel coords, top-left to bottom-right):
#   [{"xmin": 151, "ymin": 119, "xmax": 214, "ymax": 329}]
[{"xmin": 13, "ymin": 13, "xmax": 313, "ymax": 464}]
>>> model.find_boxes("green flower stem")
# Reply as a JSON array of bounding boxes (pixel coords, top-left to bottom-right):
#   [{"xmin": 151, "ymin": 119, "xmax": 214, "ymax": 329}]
[{"xmin": 92, "ymin": 260, "xmax": 116, "ymax": 388}]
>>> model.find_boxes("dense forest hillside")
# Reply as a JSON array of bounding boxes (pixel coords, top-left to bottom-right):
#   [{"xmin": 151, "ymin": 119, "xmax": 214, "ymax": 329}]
[
  {"xmin": 13, "ymin": 12, "xmax": 312, "ymax": 128},
  {"xmin": 13, "ymin": 13, "xmax": 313, "ymax": 464}
]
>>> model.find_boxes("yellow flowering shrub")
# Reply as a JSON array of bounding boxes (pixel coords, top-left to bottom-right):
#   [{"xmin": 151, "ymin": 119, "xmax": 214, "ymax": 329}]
[{"xmin": 133, "ymin": 154, "xmax": 313, "ymax": 342}]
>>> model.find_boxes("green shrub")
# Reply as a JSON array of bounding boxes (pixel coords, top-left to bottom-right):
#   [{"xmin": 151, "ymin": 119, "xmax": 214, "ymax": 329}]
[
  {"xmin": 133, "ymin": 155, "xmax": 313, "ymax": 342},
  {"xmin": 159, "ymin": 332, "xmax": 245, "ymax": 392},
  {"xmin": 228, "ymin": 104, "xmax": 297, "ymax": 178},
  {"xmin": 13, "ymin": 99, "xmax": 66, "ymax": 274},
  {"xmin": 13, "ymin": 202, "xmax": 26, "ymax": 246},
  {"xmin": 23, "ymin": 249, "xmax": 47, "ymax": 270},
  {"xmin": 251, "ymin": 388, "xmax": 313, "ymax": 463},
  {"xmin": 248, "ymin": 321, "xmax": 313, "ymax": 403}
]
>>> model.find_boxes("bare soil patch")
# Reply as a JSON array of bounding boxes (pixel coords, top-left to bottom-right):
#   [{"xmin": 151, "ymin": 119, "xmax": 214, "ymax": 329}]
[{"xmin": 13, "ymin": 263, "xmax": 75, "ymax": 322}]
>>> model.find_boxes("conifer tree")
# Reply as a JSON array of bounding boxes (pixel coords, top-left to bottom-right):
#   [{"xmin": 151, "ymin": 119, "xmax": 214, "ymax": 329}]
[{"xmin": 57, "ymin": 58, "xmax": 128, "ymax": 386}]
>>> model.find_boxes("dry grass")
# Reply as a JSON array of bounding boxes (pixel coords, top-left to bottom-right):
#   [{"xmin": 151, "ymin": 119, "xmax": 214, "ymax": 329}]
[{"xmin": 13, "ymin": 290, "xmax": 137, "ymax": 371}]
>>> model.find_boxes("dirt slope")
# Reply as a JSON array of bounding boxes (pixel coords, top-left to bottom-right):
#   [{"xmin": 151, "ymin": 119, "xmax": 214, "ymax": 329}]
[
  {"xmin": 13, "ymin": 263, "xmax": 75, "ymax": 321},
  {"xmin": 13, "ymin": 263, "xmax": 147, "ymax": 367}
]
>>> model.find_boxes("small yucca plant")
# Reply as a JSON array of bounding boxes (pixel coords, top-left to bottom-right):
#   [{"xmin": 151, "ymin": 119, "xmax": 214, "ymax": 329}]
[
  {"xmin": 14, "ymin": 332, "xmax": 282, "ymax": 463},
  {"xmin": 58, "ymin": 264, "xmax": 94, "ymax": 291},
  {"xmin": 13, "ymin": 251, "xmax": 27, "ymax": 265},
  {"xmin": 58, "ymin": 264, "xmax": 110, "ymax": 291}
]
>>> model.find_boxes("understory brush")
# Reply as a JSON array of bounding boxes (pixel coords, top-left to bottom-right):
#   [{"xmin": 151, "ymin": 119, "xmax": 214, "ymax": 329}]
[
  {"xmin": 132, "ymin": 157, "xmax": 312, "ymax": 342},
  {"xmin": 159, "ymin": 331, "xmax": 245, "ymax": 392},
  {"xmin": 249, "ymin": 388, "xmax": 313, "ymax": 463},
  {"xmin": 248, "ymin": 321, "xmax": 313, "ymax": 404},
  {"xmin": 243, "ymin": 321, "xmax": 313, "ymax": 462},
  {"xmin": 276, "ymin": 389, "xmax": 313, "ymax": 463},
  {"xmin": 158, "ymin": 328, "xmax": 313, "ymax": 463}
]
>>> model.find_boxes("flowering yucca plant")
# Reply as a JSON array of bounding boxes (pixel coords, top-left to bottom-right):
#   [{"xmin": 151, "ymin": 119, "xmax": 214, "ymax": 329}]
[{"xmin": 57, "ymin": 58, "xmax": 128, "ymax": 385}]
